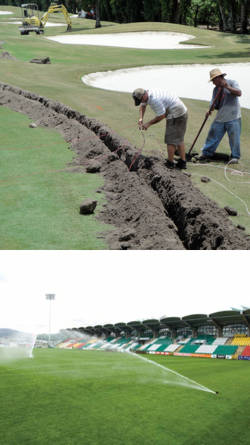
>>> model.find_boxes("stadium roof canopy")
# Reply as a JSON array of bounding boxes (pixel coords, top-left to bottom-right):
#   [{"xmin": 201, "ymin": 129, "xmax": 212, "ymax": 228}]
[
  {"xmin": 209, "ymin": 310, "xmax": 250, "ymax": 328},
  {"xmin": 160, "ymin": 317, "xmax": 188, "ymax": 330},
  {"xmin": 114, "ymin": 322, "xmax": 133, "ymax": 334},
  {"xmin": 75, "ymin": 309, "xmax": 250, "ymax": 337},
  {"xmin": 127, "ymin": 321, "xmax": 149, "ymax": 333},
  {"xmin": 182, "ymin": 314, "xmax": 214, "ymax": 328}
]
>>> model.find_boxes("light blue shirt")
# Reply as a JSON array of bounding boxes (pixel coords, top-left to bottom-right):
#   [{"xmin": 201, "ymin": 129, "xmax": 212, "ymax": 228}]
[{"xmin": 213, "ymin": 79, "xmax": 241, "ymax": 123}]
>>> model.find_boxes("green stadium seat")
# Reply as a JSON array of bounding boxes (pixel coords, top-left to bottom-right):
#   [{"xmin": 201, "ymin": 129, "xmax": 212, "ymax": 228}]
[
  {"xmin": 179, "ymin": 344, "xmax": 199, "ymax": 353},
  {"xmin": 213, "ymin": 345, "xmax": 238, "ymax": 356}
]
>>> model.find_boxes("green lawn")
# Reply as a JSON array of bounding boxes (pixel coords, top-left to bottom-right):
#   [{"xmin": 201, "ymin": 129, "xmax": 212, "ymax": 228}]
[
  {"xmin": 0, "ymin": 7, "xmax": 250, "ymax": 245},
  {"xmin": 0, "ymin": 107, "xmax": 109, "ymax": 249},
  {"xmin": 0, "ymin": 349, "xmax": 249, "ymax": 445}
]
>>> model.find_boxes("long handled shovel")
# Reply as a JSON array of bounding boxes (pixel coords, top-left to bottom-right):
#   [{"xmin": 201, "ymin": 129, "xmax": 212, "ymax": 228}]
[{"xmin": 186, "ymin": 87, "xmax": 222, "ymax": 161}]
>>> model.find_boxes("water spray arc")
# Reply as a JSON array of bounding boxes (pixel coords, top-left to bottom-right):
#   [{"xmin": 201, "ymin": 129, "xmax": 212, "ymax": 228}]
[
  {"xmin": 57, "ymin": 332, "xmax": 217, "ymax": 394},
  {"xmin": 127, "ymin": 350, "xmax": 216, "ymax": 394},
  {"xmin": 45, "ymin": 293, "xmax": 55, "ymax": 346},
  {"xmin": 0, "ymin": 329, "xmax": 37, "ymax": 362}
]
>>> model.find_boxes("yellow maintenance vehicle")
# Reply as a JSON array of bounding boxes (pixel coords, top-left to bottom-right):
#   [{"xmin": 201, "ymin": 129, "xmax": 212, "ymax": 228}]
[{"xmin": 19, "ymin": 2, "xmax": 72, "ymax": 35}]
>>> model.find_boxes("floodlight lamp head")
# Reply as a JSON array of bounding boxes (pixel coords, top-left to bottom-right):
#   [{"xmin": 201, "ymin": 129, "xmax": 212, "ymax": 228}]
[{"xmin": 46, "ymin": 294, "xmax": 55, "ymax": 300}]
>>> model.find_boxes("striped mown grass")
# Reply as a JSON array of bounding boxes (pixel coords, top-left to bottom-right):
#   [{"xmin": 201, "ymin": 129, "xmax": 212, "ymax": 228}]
[{"xmin": 0, "ymin": 348, "xmax": 250, "ymax": 445}]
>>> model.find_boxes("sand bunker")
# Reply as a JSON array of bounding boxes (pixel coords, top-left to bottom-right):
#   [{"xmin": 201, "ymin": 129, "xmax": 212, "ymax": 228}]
[
  {"xmin": 0, "ymin": 11, "xmax": 13, "ymax": 15},
  {"xmin": 82, "ymin": 63, "xmax": 250, "ymax": 109},
  {"xmin": 47, "ymin": 31, "xmax": 209, "ymax": 49}
]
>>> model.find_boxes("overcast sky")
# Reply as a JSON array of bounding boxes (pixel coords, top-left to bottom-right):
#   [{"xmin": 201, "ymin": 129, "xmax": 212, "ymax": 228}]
[{"xmin": 0, "ymin": 251, "xmax": 249, "ymax": 334}]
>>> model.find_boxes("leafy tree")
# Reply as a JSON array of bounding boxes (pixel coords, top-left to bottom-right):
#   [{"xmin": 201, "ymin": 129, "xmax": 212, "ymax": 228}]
[
  {"xmin": 2, "ymin": 0, "xmax": 249, "ymax": 32},
  {"xmin": 95, "ymin": 0, "xmax": 101, "ymax": 27},
  {"xmin": 144, "ymin": 0, "xmax": 162, "ymax": 22},
  {"xmin": 239, "ymin": 0, "xmax": 249, "ymax": 34},
  {"xmin": 217, "ymin": 0, "xmax": 238, "ymax": 32},
  {"xmin": 179, "ymin": 0, "xmax": 192, "ymax": 25},
  {"xmin": 187, "ymin": 0, "xmax": 219, "ymax": 28},
  {"xmin": 99, "ymin": 0, "xmax": 113, "ymax": 21},
  {"xmin": 109, "ymin": 0, "xmax": 126, "ymax": 22}
]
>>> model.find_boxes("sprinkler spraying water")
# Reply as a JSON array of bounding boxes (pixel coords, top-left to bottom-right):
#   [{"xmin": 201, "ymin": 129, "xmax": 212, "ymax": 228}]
[
  {"xmin": 67, "ymin": 333, "xmax": 217, "ymax": 395},
  {"xmin": 128, "ymin": 350, "xmax": 216, "ymax": 394},
  {"xmin": 0, "ymin": 328, "xmax": 37, "ymax": 362}
]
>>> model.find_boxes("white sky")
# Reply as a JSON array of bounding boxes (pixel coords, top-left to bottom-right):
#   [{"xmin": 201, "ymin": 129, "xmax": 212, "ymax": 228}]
[{"xmin": 0, "ymin": 251, "xmax": 249, "ymax": 334}]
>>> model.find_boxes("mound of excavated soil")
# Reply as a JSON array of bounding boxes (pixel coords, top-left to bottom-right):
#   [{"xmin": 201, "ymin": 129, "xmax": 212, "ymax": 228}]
[
  {"xmin": 0, "ymin": 51, "xmax": 16, "ymax": 60},
  {"xmin": 0, "ymin": 81, "xmax": 249, "ymax": 250}
]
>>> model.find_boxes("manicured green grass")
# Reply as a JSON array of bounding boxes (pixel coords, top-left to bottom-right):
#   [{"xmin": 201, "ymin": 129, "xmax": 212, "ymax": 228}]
[
  {"xmin": 0, "ymin": 7, "xmax": 250, "ymax": 241},
  {"xmin": 0, "ymin": 107, "xmax": 109, "ymax": 249},
  {"xmin": 0, "ymin": 349, "xmax": 249, "ymax": 445}
]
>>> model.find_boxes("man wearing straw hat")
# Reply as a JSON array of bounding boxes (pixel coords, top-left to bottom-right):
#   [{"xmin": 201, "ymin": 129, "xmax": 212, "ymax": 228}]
[
  {"xmin": 132, "ymin": 88, "xmax": 188, "ymax": 169},
  {"xmin": 199, "ymin": 68, "xmax": 242, "ymax": 163}
]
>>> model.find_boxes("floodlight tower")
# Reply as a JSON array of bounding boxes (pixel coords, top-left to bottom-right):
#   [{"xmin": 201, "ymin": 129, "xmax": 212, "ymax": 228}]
[{"xmin": 45, "ymin": 293, "xmax": 55, "ymax": 346}]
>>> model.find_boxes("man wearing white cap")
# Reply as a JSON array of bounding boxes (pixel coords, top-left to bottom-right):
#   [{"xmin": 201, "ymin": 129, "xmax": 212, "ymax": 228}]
[
  {"xmin": 132, "ymin": 88, "xmax": 188, "ymax": 169},
  {"xmin": 200, "ymin": 68, "xmax": 242, "ymax": 163}
]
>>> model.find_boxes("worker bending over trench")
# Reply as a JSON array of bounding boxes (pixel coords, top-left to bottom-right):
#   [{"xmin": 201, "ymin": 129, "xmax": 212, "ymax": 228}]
[{"xmin": 132, "ymin": 88, "xmax": 188, "ymax": 170}]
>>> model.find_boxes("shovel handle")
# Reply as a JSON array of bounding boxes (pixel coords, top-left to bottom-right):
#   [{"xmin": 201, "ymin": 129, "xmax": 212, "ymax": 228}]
[{"xmin": 188, "ymin": 87, "xmax": 222, "ymax": 156}]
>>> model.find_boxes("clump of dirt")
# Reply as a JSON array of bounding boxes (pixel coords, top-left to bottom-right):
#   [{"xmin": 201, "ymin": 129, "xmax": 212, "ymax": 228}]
[
  {"xmin": 30, "ymin": 57, "xmax": 51, "ymax": 64},
  {"xmin": 0, "ymin": 51, "xmax": 16, "ymax": 60},
  {"xmin": 0, "ymin": 81, "xmax": 249, "ymax": 250}
]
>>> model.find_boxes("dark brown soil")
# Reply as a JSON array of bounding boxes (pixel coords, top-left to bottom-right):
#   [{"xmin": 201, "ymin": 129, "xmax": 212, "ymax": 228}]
[{"xmin": 1, "ymin": 81, "xmax": 249, "ymax": 250}]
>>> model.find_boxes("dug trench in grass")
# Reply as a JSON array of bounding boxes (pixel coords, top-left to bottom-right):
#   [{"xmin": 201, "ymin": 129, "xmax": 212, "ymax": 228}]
[
  {"xmin": 82, "ymin": 123, "xmax": 250, "ymax": 222},
  {"xmin": 120, "ymin": 119, "xmax": 250, "ymax": 219},
  {"xmin": 1, "ymin": 81, "xmax": 250, "ymax": 249},
  {"xmin": 103, "ymin": 116, "xmax": 250, "ymax": 235},
  {"xmin": 0, "ymin": 85, "xmax": 184, "ymax": 250},
  {"xmin": 130, "ymin": 85, "xmax": 250, "ymax": 227},
  {"xmin": 127, "ymin": 124, "xmax": 250, "ymax": 223}
]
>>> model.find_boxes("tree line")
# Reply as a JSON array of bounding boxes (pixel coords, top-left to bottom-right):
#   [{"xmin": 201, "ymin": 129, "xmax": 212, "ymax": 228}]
[
  {"xmin": 3, "ymin": 0, "xmax": 249, "ymax": 33},
  {"xmin": 96, "ymin": 0, "xmax": 249, "ymax": 33}
]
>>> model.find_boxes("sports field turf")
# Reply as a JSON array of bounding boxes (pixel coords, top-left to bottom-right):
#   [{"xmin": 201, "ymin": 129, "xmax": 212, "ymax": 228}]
[
  {"xmin": 0, "ymin": 6, "xmax": 250, "ymax": 247},
  {"xmin": 0, "ymin": 349, "xmax": 249, "ymax": 445}
]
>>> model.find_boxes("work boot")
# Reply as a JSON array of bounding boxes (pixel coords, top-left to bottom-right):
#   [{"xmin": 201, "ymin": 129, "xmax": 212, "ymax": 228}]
[
  {"xmin": 176, "ymin": 159, "xmax": 187, "ymax": 169},
  {"xmin": 197, "ymin": 155, "xmax": 211, "ymax": 163},
  {"xmin": 229, "ymin": 158, "xmax": 239, "ymax": 164},
  {"xmin": 165, "ymin": 160, "xmax": 175, "ymax": 169}
]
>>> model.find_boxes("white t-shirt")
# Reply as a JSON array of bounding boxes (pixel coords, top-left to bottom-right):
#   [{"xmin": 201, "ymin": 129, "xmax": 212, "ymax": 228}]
[{"xmin": 142, "ymin": 89, "xmax": 187, "ymax": 119}]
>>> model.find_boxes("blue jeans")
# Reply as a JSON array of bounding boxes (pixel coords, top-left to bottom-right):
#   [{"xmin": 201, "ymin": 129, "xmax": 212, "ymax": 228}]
[{"xmin": 202, "ymin": 118, "xmax": 241, "ymax": 159}]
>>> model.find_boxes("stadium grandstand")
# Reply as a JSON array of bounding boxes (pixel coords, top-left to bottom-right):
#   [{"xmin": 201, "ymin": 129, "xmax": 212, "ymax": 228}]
[{"xmin": 56, "ymin": 309, "xmax": 250, "ymax": 361}]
